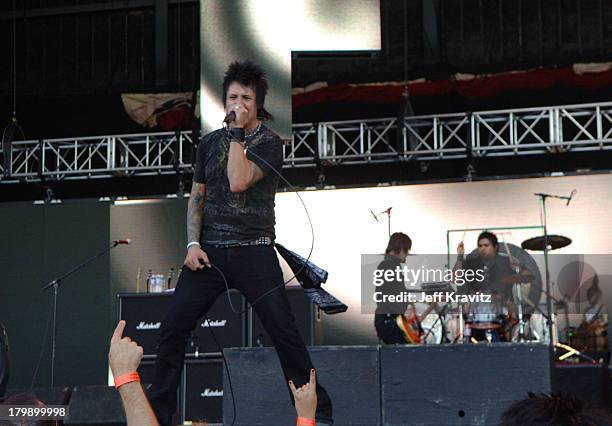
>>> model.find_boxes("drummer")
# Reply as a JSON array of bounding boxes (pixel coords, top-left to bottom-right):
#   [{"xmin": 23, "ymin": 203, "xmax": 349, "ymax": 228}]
[{"xmin": 454, "ymin": 231, "xmax": 525, "ymax": 341}]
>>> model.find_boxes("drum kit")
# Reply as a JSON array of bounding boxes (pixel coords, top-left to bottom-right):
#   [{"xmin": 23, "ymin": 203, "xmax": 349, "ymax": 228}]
[
  {"xmin": 411, "ymin": 233, "xmax": 577, "ymax": 347},
  {"xmin": 405, "ymin": 189, "xmax": 598, "ymax": 362},
  {"xmin": 382, "ymin": 190, "xmax": 597, "ymax": 359}
]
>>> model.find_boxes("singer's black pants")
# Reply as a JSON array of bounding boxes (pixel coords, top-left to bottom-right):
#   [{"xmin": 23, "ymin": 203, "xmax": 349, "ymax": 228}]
[{"xmin": 147, "ymin": 244, "xmax": 333, "ymax": 425}]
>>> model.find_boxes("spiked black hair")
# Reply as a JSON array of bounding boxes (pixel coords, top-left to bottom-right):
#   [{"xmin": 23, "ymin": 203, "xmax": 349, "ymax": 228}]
[{"xmin": 222, "ymin": 60, "xmax": 273, "ymax": 120}]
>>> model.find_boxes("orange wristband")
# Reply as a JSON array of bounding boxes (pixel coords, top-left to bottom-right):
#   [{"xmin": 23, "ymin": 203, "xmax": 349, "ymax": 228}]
[
  {"xmin": 114, "ymin": 372, "xmax": 140, "ymax": 389},
  {"xmin": 296, "ymin": 417, "xmax": 315, "ymax": 426}
]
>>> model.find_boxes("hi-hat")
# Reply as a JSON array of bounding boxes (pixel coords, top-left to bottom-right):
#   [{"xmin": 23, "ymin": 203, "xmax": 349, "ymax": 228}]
[{"xmin": 521, "ymin": 235, "xmax": 572, "ymax": 251}]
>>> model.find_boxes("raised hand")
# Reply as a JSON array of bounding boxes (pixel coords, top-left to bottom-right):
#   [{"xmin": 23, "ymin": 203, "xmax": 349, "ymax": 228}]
[
  {"xmin": 109, "ymin": 320, "xmax": 143, "ymax": 377},
  {"xmin": 457, "ymin": 241, "xmax": 465, "ymax": 256},
  {"xmin": 289, "ymin": 369, "xmax": 317, "ymax": 420}
]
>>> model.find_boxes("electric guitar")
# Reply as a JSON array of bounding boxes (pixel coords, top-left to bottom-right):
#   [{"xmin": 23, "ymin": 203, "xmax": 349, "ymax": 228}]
[{"xmin": 395, "ymin": 303, "xmax": 437, "ymax": 344}]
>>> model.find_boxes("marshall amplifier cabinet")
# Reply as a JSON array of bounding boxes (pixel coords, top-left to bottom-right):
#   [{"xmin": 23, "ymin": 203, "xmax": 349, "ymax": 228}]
[
  {"xmin": 136, "ymin": 360, "xmax": 157, "ymax": 386},
  {"xmin": 138, "ymin": 360, "xmax": 182, "ymax": 423},
  {"xmin": 182, "ymin": 358, "xmax": 224, "ymax": 425},
  {"xmin": 249, "ymin": 284, "xmax": 319, "ymax": 347},
  {"xmin": 117, "ymin": 290, "xmax": 246, "ymax": 357}
]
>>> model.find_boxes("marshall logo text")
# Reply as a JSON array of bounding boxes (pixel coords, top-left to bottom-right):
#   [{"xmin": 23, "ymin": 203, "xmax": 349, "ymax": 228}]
[
  {"xmin": 136, "ymin": 321, "xmax": 161, "ymax": 330},
  {"xmin": 201, "ymin": 319, "xmax": 227, "ymax": 328},
  {"xmin": 201, "ymin": 388, "xmax": 223, "ymax": 398}
]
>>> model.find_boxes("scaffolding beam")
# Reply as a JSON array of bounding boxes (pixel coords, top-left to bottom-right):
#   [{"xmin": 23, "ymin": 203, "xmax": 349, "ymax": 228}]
[{"xmin": 2, "ymin": 102, "xmax": 612, "ymax": 183}]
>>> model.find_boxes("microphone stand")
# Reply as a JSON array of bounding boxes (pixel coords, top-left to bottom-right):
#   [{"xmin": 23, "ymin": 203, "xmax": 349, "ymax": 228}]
[
  {"xmin": 421, "ymin": 302, "xmax": 449, "ymax": 344},
  {"xmin": 42, "ymin": 241, "xmax": 124, "ymax": 387},
  {"xmin": 372, "ymin": 207, "xmax": 393, "ymax": 238},
  {"xmin": 533, "ymin": 192, "xmax": 574, "ymax": 356}
]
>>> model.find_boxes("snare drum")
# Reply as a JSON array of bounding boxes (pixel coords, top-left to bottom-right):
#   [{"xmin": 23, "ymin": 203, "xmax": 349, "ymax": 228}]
[{"xmin": 467, "ymin": 300, "xmax": 502, "ymax": 330}]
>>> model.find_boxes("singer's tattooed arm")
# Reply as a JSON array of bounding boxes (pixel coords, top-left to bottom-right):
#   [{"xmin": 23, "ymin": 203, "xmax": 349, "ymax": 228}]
[{"xmin": 187, "ymin": 182, "xmax": 206, "ymax": 243}]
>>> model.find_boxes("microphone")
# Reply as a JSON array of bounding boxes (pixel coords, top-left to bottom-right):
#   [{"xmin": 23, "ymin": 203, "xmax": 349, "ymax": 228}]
[
  {"xmin": 566, "ymin": 189, "xmax": 577, "ymax": 206},
  {"xmin": 223, "ymin": 110, "xmax": 236, "ymax": 124},
  {"xmin": 113, "ymin": 239, "xmax": 132, "ymax": 245},
  {"xmin": 370, "ymin": 209, "xmax": 379, "ymax": 223}
]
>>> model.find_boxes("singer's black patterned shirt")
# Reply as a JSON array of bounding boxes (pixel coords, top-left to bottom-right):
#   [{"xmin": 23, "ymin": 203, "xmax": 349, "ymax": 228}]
[{"xmin": 193, "ymin": 124, "xmax": 283, "ymax": 246}]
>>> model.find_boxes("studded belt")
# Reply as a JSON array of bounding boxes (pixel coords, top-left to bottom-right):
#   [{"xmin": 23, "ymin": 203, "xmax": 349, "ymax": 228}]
[{"xmin": 207, "ymin": 236, "xmax": 274, "ymax": 248}]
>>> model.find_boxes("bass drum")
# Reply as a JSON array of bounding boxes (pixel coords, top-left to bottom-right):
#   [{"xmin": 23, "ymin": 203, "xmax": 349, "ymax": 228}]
[{"xmin": 414, "ymin": 303, "xmax": 444, "ymax": 344}]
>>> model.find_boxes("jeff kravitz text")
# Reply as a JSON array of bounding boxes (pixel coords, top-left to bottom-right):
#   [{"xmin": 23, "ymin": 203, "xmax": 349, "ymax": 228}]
[{"xmin": 373, "ymin": 291, "xmax": 492, "ymax": 303}]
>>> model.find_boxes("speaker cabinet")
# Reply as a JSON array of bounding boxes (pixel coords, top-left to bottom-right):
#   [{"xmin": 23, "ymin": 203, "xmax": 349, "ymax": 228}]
[
  {"xmin": 553, "ymin": 362, "xmax": 610, "ymax": 409},
  {"xmin": 66, "ymin": 385, "xmax": 125, "ymax": 425},
  {"xmin": 3, "ymin": 386, "xmax": 72, "ymax": 406},
  {"xmin": 380, "ymin": 344, "xmax": 551, "ymax": 425},
  {"xmin": 182, "ymin": 358, "xmax": 224, "ymax": 425},
  {"xmin": 117, "ymin": 290, "xmax": 246, "ymax": 356},
  {"xmin": 137, "ymin": 360, "xmax": 158, "ymax": 387},
  {"xmin": 248, "ymin": 284, "xmax": 318, "ymax": 347},
  {"xmin": 222, "ymin": 346, "xmax": 380, "ymax": 425},
  {"xmin": 222, "ymin": 344, "xmax": 551, "ymax": 425}
]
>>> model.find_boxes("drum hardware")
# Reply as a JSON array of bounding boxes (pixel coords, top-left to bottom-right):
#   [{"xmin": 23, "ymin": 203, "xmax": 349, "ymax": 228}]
[
  {"xmin": 421, "ymin": 302, "xmax": 451, "ymax": 344},
  {"xmin": 500, "ymin": 236, "xmax": 528, "ymax": 342},
  {"xmin": 405, "ymin": 282, "xmax": 455, "ymax": 344},
  {"xmin": 521, "ymin": 235, "xmax": 572, "ymax": 251},
  {"xmin": 556, "ymin": 342, "xmax": 597, "ymax": 363}
]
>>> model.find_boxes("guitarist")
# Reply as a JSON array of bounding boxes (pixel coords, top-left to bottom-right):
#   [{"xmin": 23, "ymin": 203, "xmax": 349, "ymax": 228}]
[{"xmin": 374, "ymin": 232, "xmax": 413, "ymax": 344}]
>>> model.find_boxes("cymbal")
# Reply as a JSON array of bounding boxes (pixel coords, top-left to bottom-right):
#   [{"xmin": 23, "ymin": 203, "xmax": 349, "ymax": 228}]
[{"xmin": 521, "ymin": 235, "xmax": 572, "ymax": 251}]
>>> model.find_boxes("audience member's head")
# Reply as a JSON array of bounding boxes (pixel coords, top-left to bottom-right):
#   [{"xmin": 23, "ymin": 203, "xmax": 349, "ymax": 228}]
[
  {"xmin": 500, "ymin": 392, "xmax": 612, "ymax": 426},
  {"xmin": 1, "ymin": 393, "xmax": 53, "ymax": 426}
]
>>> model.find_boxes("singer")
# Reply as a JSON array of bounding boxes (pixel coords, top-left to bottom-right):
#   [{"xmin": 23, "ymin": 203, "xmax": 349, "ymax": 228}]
[{"xmin": 147, "ymin": 61, "xmax": 334, "ymax": 425}]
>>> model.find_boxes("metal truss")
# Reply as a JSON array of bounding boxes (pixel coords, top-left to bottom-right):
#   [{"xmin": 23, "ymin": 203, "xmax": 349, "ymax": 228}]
[
  {"xmin": 2, "ymin": 102, "xmax": 612, "ymax": 183},
  {"xmin": 0, "ymin": 132, "xmax": 195, "ymax": 183},
  {"xmin": 284, "ymin": 101, "xmax": 612, "ymax": 166}
]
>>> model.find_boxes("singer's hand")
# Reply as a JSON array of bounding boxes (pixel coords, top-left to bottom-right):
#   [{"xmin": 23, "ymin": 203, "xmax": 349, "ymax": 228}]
[
  {"xmin": 228, "ymin": 104, "xmax": 248, "ymax": 128},
  {"xmin": 184, "ymin": 245, "xmax": 210, "ymax": 271}
]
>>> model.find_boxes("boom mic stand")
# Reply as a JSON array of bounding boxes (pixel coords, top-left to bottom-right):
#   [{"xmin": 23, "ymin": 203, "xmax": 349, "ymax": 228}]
[
  {"xmin": 42, "ymin": 240, "xmax": 127, "ymax": 386},
  {"xmin": 533, "ymin": 191, "xmax": 585, "ymax": 360},
  {"xmin": 370, "ymin": 207, "xmax": 393, "ymax": 237}
]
